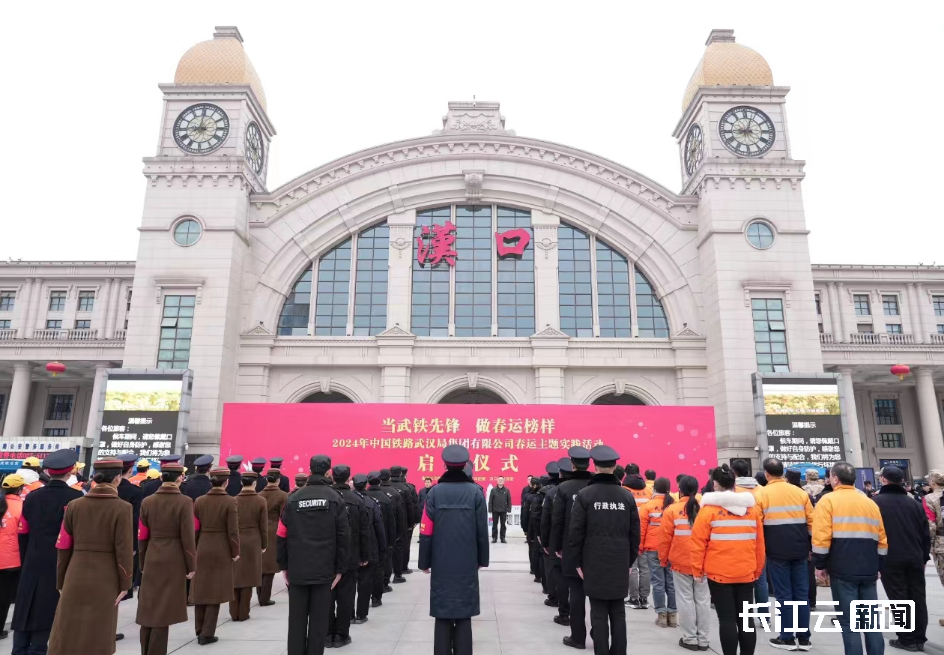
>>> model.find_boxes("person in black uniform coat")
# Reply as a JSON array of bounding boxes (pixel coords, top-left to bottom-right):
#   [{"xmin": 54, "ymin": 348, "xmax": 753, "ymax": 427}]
[
  {"xmin": 380, "ymin": 469, "xmax": 408, "ymax": 584},
  {"xmin": 418, "ymin": 445, "xmax": 489, "ymax": 655},
  {"xmin": 390, "ymin": 466, "xmax": 418, "ymax": 575},
  {"xmin": 539, "ymin": 461, "xmax": 562, "ymax": 606},
  {"xmin": 530, "ymin": 469, "xmax": 553, "ymax": 593},
  {"xmin": 569, "ymin": 445, "xmax": 640, "ymax": 655},
  {"xmin": 225, "ymin": 455, "xmax": 244, "ymax": 496},
  {"xmin": 365, "ymin": 471, "xmax": 396, "ymax": 606},
  {"xmin": 328, "ymin": 466, "xmax": 370, "ymax": 648},
  {"xmin": 11, "ymin": 449, "xmax": 84, "ymax": 655},
  {"xmin": 550, "ymin": 447, "xmax": 593, "ymax": 648},
  {"xmin": 543, "ymin": 458, "xmax": 571, "ymax": 621},
  {"xmin": 278, "ymin": 455, "xmax": 350, "ymax": 655},
  {"xmin": 352, "ymin": 474, "xmax": 386, "ymax": 622},
  {"xmin": 268, "ymin": 457, "xmax": 291, "ymax": 493},
  {"xmin": 521, "ymin": 478, "xmax": 536, "ymax": 577},
  {"xmin": 251, "ymin": 457, "xmax": 268, "ymax": 492},
  {"xmin": 182, "ymin": 455, "xmax": 214, "ymax": 501},
  {"xmin": 116, "ymin": 453, "xmax": 144, "ymax": 609}
]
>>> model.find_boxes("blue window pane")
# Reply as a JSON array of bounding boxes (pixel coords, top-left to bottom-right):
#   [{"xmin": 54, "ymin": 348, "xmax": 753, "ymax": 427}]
[
  {"xmin": 594, "ymin": 237, "xmax": 631, "ymax": 337},
  {"xmin": 157, "ymin": 295, "xmax": 197, "ymax": 366},
  {"xmin": 351, "ymin": 222, "xmax": 389, "ymax": 336},
  {"xmin": 558, "ymin": 225, "xmax": 594, "ymax": 337},
  {"xmin": 752, "ymin": 297, "xmax": 790, "ymax": 372},
  {"xmin": 634, "ymin": 268, "xmax": 670, "ymax": 338},
  {"xmin": 412, "ymin": 207, "xmax": 453, "ymax": 336}
]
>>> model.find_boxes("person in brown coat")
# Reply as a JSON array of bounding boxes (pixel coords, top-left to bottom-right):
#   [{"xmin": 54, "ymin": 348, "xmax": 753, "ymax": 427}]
[
  {"xmin": 232, "ymin": 470, "xmax": 267, "ymax": 621},
  {"xmin": 135, "ymin": 461, "xmax": 197, "ymax": 655},
  {"xmin": 47, "ymin": 459, "xmax": 134, "ymax": 655},
  {"xmin": 258, "ymin": 468, "xmax": 288, "ymax": 606},
  {"xmin": 190, "ymin": 467, "xmax": 240, "ymax": 645}
]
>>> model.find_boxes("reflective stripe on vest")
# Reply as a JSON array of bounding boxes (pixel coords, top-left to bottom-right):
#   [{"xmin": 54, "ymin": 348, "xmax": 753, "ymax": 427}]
[
  {"xmin": 650, "ymin": 512, "xmax": 663, "ymax": 518},
  {"xmin": 832, "ymin": 531, "xmax": 878, "ymax": 541},
  {"xmin": 833, "ymin": 516, "xmax": 880, "ymax": 526},
  {"xmin": 674, "ymin": 518, "xmax": 689, "ymax": 526},
  {"xmin": 709, "ymin": 519, "xmax": 755, "ymax": 528},
  {"xmin": 764, "ymin": 517, "xmax": 807, "ymax": 526},
  {"xmin": 674, "ymin": 528, "xmax": 692, "ymax": 536},
  {"xmin": 766, "ymin": 504, "xmax": 805, "ymax": 513},
  {"xmin": 709, "ymin": 532, "xmax": 756, "ymax": 541}
]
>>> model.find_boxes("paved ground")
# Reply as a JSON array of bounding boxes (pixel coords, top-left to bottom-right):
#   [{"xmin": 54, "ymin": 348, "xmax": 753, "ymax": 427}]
[{"xmin": 2, "ymin": 528, "xmax": 943, "ymax": 655}]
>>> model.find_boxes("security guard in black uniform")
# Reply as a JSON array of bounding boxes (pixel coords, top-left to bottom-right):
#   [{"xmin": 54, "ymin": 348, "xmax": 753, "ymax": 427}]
[
  {"xmin": 352, "ymin": 474, "xmax": 386, "ymax": 622},
  {"xmin": 550, "ymin": 447, "xmax": 593, "ymax": 648},
  {"xmin": 544, "ymin": 456, "xmax": 571, "ymax": 623},
  {"xmin": 365, "ymin": 471, "xmax": 396, "ymax": 606},
  {"xmin": 569, "ymin": 445, "xmax": 640, "ymax": 655},
  {"xmin": 225, "ymin": 455, "xmax": 244, "ymax": 496},
  {"xmin": 278, "ymin": 455, "xmax": 350, "ymax": 655},
  {"xmin": 538, "ymin": 461, "xmax": 561, "ymax": 606},
  {"xmin": 182, "ymin": 455, "xmax": 214, "ymax": 501},
  {"xmin": 389, "ymin": 466, "xmax": 417, "ymax": 575},
  {"xmin": 379, "ymin": 469, "xmax": 407, "ymax": 584},
  {"xmin": 269, "ymin": 457, "xmax": 291, "ymax": 492},
  {"xmin": 328, "ymin": 465, "xmax": 370, "ymax": 648}
]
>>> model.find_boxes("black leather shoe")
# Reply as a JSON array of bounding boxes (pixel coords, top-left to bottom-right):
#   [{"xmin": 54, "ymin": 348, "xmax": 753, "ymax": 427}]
[
  {"xmin": 392, "ymin": 576, "xmax": 407, "ymax": 584},
  {"xmin": 534, "ymin": 576, "xmax": 541, "ymax": 583},
  {"xmin": 260, "ymin": 600, "xmax": 275, "ymax": 606},
  {"xmin": 372, "ymin": 599, "xmax": 382, "ymax": 608},
  {"xmin": 889, "ymin": 641, "xmax": 919, "ymax": 653},
  {"xmin": 115, "ymin": 634, "xmax": 124, "ymax": 641},
  {"xmin": 325, "ymin": 637, "xmax": 335, "ymax": 649},
  {"xmin": 404, "ymin": 568, "xmax": 414, "ymax": 574},
  {"xmin": 553, "ymin": 615, "xmax": 570, "ymax": 626},
  {"xmin": 492, "ymin": 538, "xmax": 498, "ymax": 543},
  {"xmin": 544, "ymin": 598, "xmax": 558, "ymax": 607},
  {"xmin": 336, "ymin": 636, "xmax": 353, "ymax": 648},
  {"xmin": 198, "ymin": 636, "xmax": 219, "ymax": 646},
  {"xmin": 353, "ymin": 617, "xmax": 368, "ymax": 625},
  {"xmin": 563, "ymin": 637, "xmax": 585, "ymax": 649},
  {"xmin": 0, "ymin": 631, "xmax": 7, "ymax": 640},
  {"xmin": 501, "ymin": 539, "xmax": 507, "ymax": 543},
  {"xmin": 383, "ymin": 585, "xmax": 394, "ymax": 593}
]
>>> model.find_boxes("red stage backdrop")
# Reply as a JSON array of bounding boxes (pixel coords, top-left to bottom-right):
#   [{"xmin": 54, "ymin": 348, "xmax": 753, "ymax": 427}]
[{"xmin": 220, "ymin": 403, "xmax": 716, "ymax": 501}]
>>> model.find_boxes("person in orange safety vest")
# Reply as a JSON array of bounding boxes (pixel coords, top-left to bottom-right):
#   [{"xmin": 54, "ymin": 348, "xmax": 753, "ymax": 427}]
[
  {"xmin": 639, "ymin": 477, "xmax": 677, "ymax": 628},
  {"xmin": 129, "ymin": 458, "xmax": 151, "ymax": 486}
]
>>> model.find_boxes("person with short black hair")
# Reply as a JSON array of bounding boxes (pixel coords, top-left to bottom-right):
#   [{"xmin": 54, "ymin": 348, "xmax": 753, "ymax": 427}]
[
  {"xmin": 488, "ymin": 476, "xmax": 512, "ymax": 544},
  {"xmin": 419, "ymin": 476, "xmax": 434, "ymax": 516},
  {"xmin": 644, "ymin": 469, "xmax": 656, "ymax": 486},
  {"xmin": 812, "ymin": 462, "xmax": 887, "ymax": 655},
  {"xmin": 873, "ymin": 466, "xmax": 931, "ymax": 651},
  {"xmin": 862, "ymin": 480, "xmax": 875, "ymax": 499},
  {"xmin": 329, "ymin": 465, "xmax": 371, "ymax": 647}
]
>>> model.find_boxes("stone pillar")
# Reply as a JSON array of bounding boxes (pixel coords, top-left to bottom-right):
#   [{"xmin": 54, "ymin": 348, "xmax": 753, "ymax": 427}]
[
  {"xmin": 906, "ymin": 283, "xmax": 924, "ymax": 344},
  {"xmin": 104, "ymin": 278, "xmax": 121, "ymax": 338},
  {"xmin": 3, "ymin": 363, "xmax": 33, "ymax": 438},
  {"xmin": 386, "ymin": 210, "xmax": 416, "ymax": 331},
  {"xmin": 826, "ymin": 283, "xmax": 843, "ymax": 339},
  {"xmin": 913, "ymin": 283, "xmax": 930, "ymax": 343},
  {"xmin": 837, "ymin": 367, "xmax": 863, "ymax": 467},
  {"xmin": 381, "ymin": 367, "xmax": 411, "ymax": 403},
  {"xmin": 836, "ymin": 283, "xmax": 851, "ymax": 342},
  {"xmin": 534, "ymin": 368, "xmax": 564, "ymax": 404},
  {"xmin": 915, "ymin": 368, "xmax": 944, "ymax": 471},
  {"xmin": 531, "ymin": 210, "xmax": 560, "ymax": 332},
  {"xmin": 25, "ymin": 278, "xmax": 44, "ymax": 338},
  {"xmin": 84, "ymin": 364, "xmax": 110, "ymax": 446},
  {"xmin": 99, "ymin": 278, "xmax": 115, "ymax": 338},
  {"xmin": 14, "ymin": 278, "xmax": 33, "ymax": 337}
]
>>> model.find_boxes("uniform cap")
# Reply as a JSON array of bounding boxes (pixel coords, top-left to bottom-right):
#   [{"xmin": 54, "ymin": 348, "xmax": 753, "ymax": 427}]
[
  {"xmin": 390, "ymin": 465, "xmax": 402, "ymax": 475},
  {"xmin": 159, "ymin": 454, "xmax": 181, "ymax": 464},
  {"xmin": 443, "ymin": 444, "xmax": 470, "ymax": 467},
  {"xmin": 93, "ymin": 459, "xmax": 124, "ymax": 470},
  {"xmin": 353, "ymin": 473, "xmax": 369, "ymax": 487},
  {"xmin": 368, "ymin": 471, "xmax": 381, "ymax": 484},
  {"xmin": 2, "ymin": 474, "xmax": 25, "ymax": 489},
  {"xmin": 294, "ymin": 473, "xmax": 308, "ymax": 485},
  {"xmin": 209, "ymin": 467, "xmax": 230, "ymax": 476},
  {"xmin": 545, "ymin": 461, "xmax": 560, "ymax": 475},
  {"xmin": 137, "ymin": 458, "xmax": 151, "ymax": 468},
  {"xmin": 241, "ymin": 470, "xmax": 259, "ymax": 479},
  {"xmin": 557, "ymin": 457, "xmax": 573, "ymax": 473},
  {"xmin": 225, "ymin": 455, "xmax": 243, "ymax": 467},
  {"xmin": 269, "ymin": 457, "xmax": 284, "ymax": 467},
  {"xmin": 881, "ymin": 466, "xmax": 904, "ymax": 484},
  {"xmin": 194, "ymin": 455, "xmax": 213, "ymax": 467},
  {"xmin": 379, "ymin": 468, "xmax": 391, "ymax": 481},
  {"xmin": 42, "ymin": 449, "xmax": 79, "ymax": 474},
  {"xmin": 251, "ymin": 457, "xmax": 267, "ymax": 468},
  {"xmin": 567, "ymin": 446, "xmax": 591, "ymax": 461},
  {"xmin": 333, "ymin": 465, "xmax": 351, "ymax": 482},
  {"xmin": 589, "ymin": 444, "xmax": 620, "ymax": 466},
  {"xmin": 310, "ymin": 454, "xmax": 331, "ymax": 475},
  {"xmin": 117, "ymin": 453, "xmax": 138, "ymax": 467},
  {"xmin": 162, "ymin": 463, "xmax": 184, "ymax": 473},
  {"xmin": 264, "ymin": 468, "xmax": 281, "ymax": 477},
  {"xmin": 23, "ymin": 457, "xmax": 41, "ymax": 467}
]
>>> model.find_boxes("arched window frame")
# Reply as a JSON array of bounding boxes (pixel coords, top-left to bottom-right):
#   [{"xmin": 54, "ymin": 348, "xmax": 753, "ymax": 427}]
[
  {"xmin": 559, "ymin": 223, "xmax": 670, "ymax": 339},
  {"xmin": 277, "ymin": 221, "xmax": 389, "ymax": 337}
]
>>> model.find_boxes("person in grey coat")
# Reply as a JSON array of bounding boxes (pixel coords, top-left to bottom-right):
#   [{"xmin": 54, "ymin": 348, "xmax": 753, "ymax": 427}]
[
  {"xmin": 488, "ymin": 477, "xmax": 512, "ymax": 543},
  {"xmin": 419, "ymin": 445, "xmax": 489, "ymax": 655}
]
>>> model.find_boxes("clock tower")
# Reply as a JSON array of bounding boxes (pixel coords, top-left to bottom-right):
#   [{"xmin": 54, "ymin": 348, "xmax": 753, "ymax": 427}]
[
  {"xmin": 672, "ymin": 30, "xmax": 827, "ymax": 464},
  {"xmin": 124, "ymin": 26, "xmax": 276, "ymax": 454}
]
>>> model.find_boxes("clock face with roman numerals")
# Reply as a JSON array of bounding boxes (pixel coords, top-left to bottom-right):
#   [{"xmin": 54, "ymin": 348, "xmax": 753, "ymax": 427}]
[
  {"xmin": 245, "ymin": 121, "xmax": 264, "ymax": 175},
  {"xmin": 684, "ymin": 124, "xmax": 704, "ymax": 176},
  {"xmin": 173, "ymin": 104, "xmax": 230, "ymax": 154},
  {"xmin": 719, "ymin": 106, "xmax": 775, "ymax": 157}
]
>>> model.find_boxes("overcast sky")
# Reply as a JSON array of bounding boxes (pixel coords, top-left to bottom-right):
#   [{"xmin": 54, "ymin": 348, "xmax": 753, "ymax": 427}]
[{"xmin": 2, "ymin": 2, "xmax": 941, "ymax": 265}]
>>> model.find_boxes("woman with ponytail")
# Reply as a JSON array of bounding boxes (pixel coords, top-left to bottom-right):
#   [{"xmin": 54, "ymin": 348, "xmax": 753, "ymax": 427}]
[
  {"xmin": 690, "ymin": 464, "xmax": 765, "ymax": 655},
  {"xmin": 639, "ymin": 477, "xmax": 677, "ymax": 628},
  {"xmin": 659, "ymin": 475, "xmax": 709, "ymax": 650}
]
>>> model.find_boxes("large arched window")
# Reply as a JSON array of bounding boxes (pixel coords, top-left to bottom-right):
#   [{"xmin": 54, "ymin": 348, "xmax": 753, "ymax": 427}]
[
  {"xmin": 558, "ymin": 224, "xmax": 669, "ymax": 338},
  {"xmin": 276, "ymin": 222, "xmax": 388, "ymax": 336},
  {"xmin": 411, "ymin": 205, "xmax": 534, "ymax": 337}
]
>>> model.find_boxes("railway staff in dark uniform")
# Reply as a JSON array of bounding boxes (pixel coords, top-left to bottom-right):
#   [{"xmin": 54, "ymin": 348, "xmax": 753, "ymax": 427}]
[
  {"xmin": 225, "ymin": 455, "xmax": 244, "ymax": 496},
  {"xmin": 367, "ymin": 470, "xmax": 398, "ymax": 601},
  {"xmin": 292, "ymin": 473, "xmax": 307, "ymax": 495},
  {"xmin": 182, "ymin": 455, "xmax": 214, "ymax": 501},
  {"xmin": 550, "ymin": 447, "xmax": 593, "ymax": 648},
  {"xmin": 543, "ymin": 456, "xmax": 570, "ymax": 623},
  {"xmin": 269, "ymin": 457, "xmax": 291, "ymax": 492},
  {"xmin": 536, "ymin": 461, "xmax": 560, "ymax": 603},
  {"xmin": 569, "ymin": 445, "xmax": 640, "ymax": 655},
  {"xmin": 258, "ymin": 467, "xmax": 288, "ymax": 606},
  {"xmin": 231, "ymin": 470, "xmax": 267, "ymax": 622},
  {"xmin": 251, "ymin": 457, "xmax": 268, "ymax": 492},
  {"xmin": 329, "ymin": 466, "xmax": 370, "ymax": 648},
  {"xmin": 116, "ymin": 453, "xmax": 144, "ymax": 605},
  {"xmin": 379, "ymin": 469, "xmax": 407, "ymax": 585},
  {"xmin": 278, "ymin": 455, "xmax": 350, "ymax": 655},
  {"xmin": 419, "ymin": 445, "xmax": 489, "ymax": 655},
  {"xmin": 390, "ymin": 466, "xmax": 417, "ymax": 575},
  {"xmin": 11, "ymin": 449, "xmax": 83, "ymax": 655},
  {"xmin": 352, "ymin": 473, "xmax": 386, "ymax": 622}
]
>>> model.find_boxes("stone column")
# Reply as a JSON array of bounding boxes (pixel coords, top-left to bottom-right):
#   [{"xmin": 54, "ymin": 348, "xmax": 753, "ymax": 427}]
[
  {"xmin": 531, "ymin": 210, "xmax": 560, "ymax": 332},
  {"xmin": 25, "ymin": 278, "xmax": 44, "ymax": 338},
  {"xmin": 826, "ymin": 283, "xmax": 843, "ymax": 339},
  {"xmin": 104, "ymin": 278, "xmax": 122, "ymax": 338},
  {"xmin": 915, "ymin": 368, "xmax": 944, "ymax": 471},
  {"xmin": 836, "ymin": 283, "xmax": 851, "ymax": 342},
  {"xmin": 386, "ymin": 209, "xmax": 416, "ymax": 331},
  {"xmin": 914, "ymin": 283, "xmax": 930, "ymax": 343},
  {"xmin": 837, "ymin": 367, "xmax": 863, "ymax": 467},
  {"xmin": 534, "ymin": 368, "xmax": 564, "ymax": 404},
  {"xmin": 99, "ymin": 278, "xmax": 115, "ymax": 338},
  {"xmin": 2, "ymin": 363, "xmax": 33, "ymax": 438},
  {"xmin": 14, "ymin": 278, "xmax": 33, "ymax": 337},
  {"xmin": 906, "ymin": 283, "xmax": 924, "ymax": 344},
  {"xmin": 380, "ymin": 367, "xmax": 411, "ymax": 403},
  {"xmin": 84, "ymin": 364, "xmax": 110, "ymax": 446}
]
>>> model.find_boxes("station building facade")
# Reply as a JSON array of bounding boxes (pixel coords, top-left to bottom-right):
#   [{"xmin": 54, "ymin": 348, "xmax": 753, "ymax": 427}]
[{"xmin": 1, "ymin": 27, "xmax": 942, "ymax": 476}]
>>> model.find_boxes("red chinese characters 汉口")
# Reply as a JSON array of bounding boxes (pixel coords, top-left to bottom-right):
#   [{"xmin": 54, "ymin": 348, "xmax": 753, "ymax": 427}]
[
  {"xmin": 416, "ymin": 221, "xmax": 458, "ymax": 267},
  {"xmin": 495, "ymin": 228, "xmax": 531, "ymax": 258}
]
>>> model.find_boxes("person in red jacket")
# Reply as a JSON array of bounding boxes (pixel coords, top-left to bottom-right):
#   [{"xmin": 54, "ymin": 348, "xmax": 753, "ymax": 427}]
[
  {"xmin": 0, "ymin": 474, "xmax": 26, "ymax": 639},
  {"xmin": 690, "ymin": 464, "xmax": 765, "ymax": 655}
]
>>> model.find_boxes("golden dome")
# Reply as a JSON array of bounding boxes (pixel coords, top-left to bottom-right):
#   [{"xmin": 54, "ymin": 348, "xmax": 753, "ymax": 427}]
[
  {"xmin": 174, "ymin": 26, "xmax": 267, "ymax": 111},
  {"xmin": 682, "ymin": 30, "xmax": 772, "ymax": 111}
]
